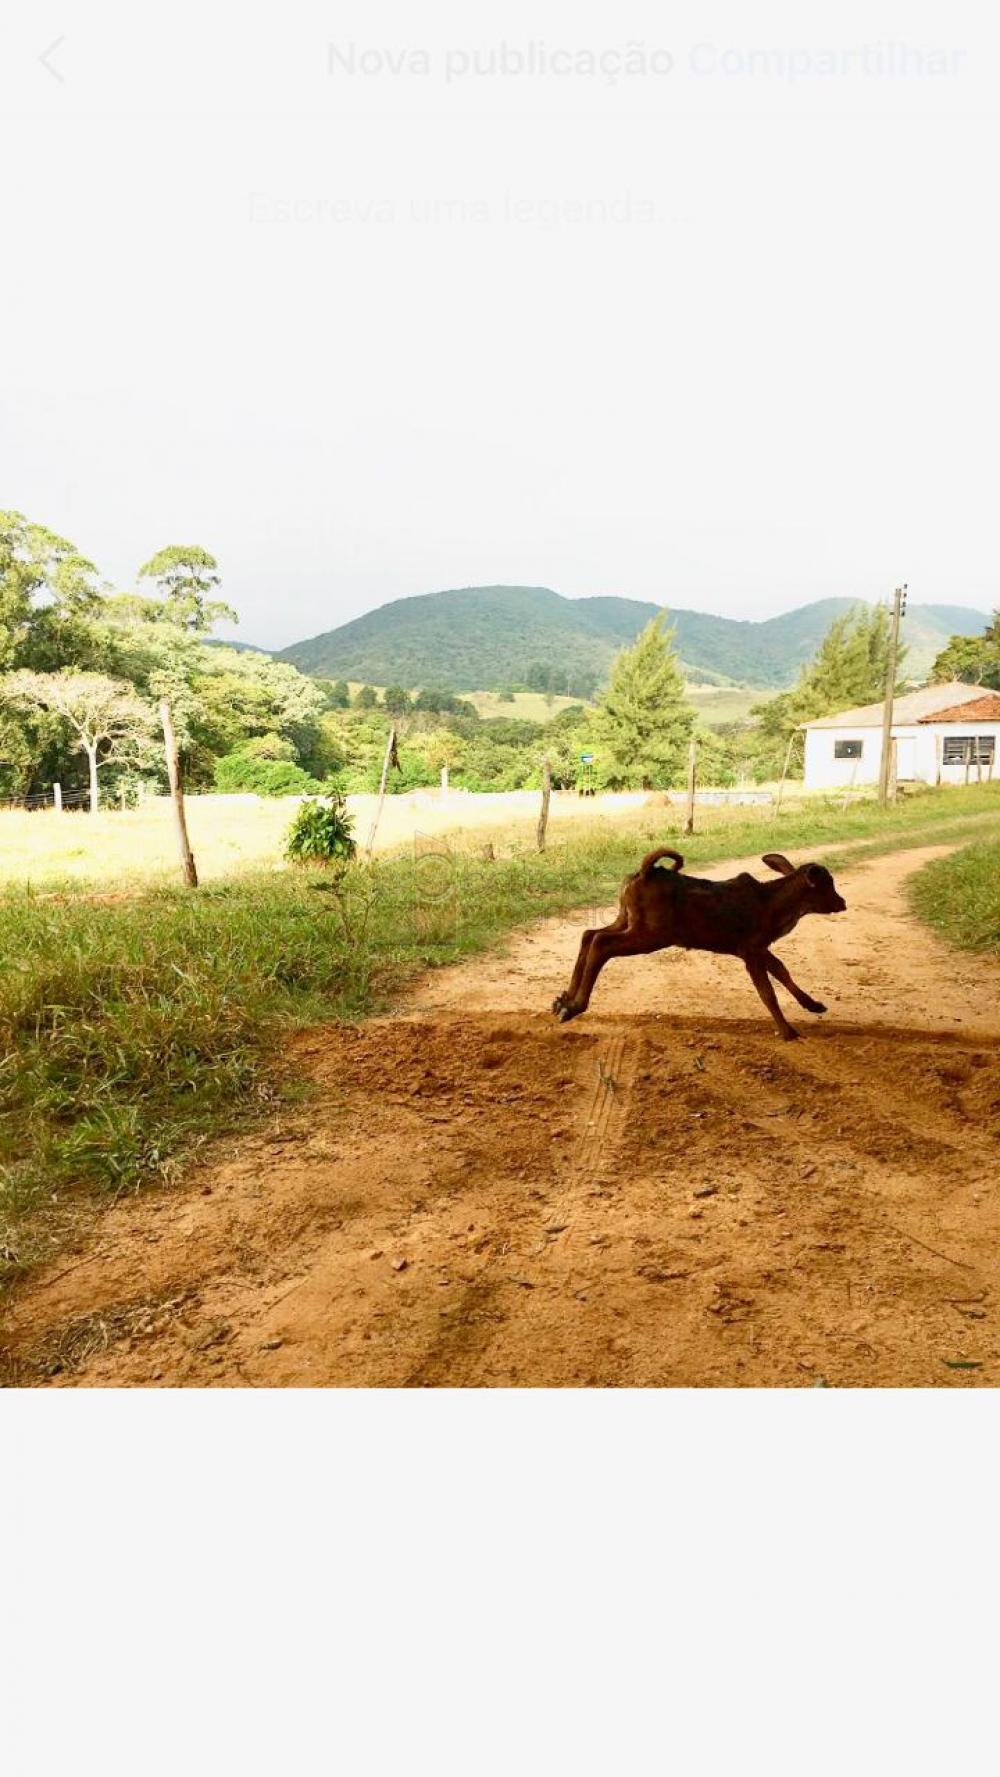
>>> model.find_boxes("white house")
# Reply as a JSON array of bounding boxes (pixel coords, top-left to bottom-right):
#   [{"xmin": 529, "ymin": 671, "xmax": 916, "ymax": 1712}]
[{"xmin": 801, "ymin": 680, "xmax": 1000, "ymax": 790}]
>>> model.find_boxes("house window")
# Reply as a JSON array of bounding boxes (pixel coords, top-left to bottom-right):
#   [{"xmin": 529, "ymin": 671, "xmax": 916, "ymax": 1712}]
[
  {"xmin": 834, "ymin": 739, "xmax": 863, "ymax": 760},
  {"xmin": 942, "ymin": 736, "xmax": 996, "ymax": 765}
]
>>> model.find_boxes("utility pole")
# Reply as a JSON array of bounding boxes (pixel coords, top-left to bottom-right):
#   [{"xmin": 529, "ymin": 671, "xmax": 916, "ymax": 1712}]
[{"xmin": 877, "ymin": 584, "xmax": 907, "ymax": 808}]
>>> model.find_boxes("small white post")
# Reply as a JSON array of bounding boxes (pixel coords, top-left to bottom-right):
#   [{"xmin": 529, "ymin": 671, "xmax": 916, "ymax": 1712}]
[{"xmin": 53, "ymin": 782, "xmax": 63, "ymax": 812}]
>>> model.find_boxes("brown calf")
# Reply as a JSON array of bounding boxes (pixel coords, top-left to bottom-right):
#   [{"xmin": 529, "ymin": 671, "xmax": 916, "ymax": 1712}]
[{"xmin": 553, "ymin": 847, "xmax": 847, "ymax": 1041}]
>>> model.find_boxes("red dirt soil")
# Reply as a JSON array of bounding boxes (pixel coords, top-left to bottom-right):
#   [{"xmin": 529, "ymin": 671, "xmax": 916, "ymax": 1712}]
[{"xmin": 3, "ymin": 844, "xmax": 998, "ymax": 1387}]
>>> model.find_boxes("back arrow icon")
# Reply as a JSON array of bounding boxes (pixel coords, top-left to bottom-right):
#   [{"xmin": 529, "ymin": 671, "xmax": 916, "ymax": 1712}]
[{"xmin": 39, "ymin": 36, "xmax": 66, "ymax": 83}]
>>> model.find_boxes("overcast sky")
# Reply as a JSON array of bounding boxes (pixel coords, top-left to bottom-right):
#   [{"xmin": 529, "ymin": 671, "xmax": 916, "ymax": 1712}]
[{"xmin": 2, "ymin": 0, "xmax": 997, "ymax": 648}]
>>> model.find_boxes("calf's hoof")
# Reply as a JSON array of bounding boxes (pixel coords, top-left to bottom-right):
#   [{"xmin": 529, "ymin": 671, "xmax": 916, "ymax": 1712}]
[
  {"xmin": 779, "ymin": 1026, "xmax": 801, "ymax": 1041},
  {"xmin": 552, "ymin": 994, "xmax": 567, "ymax": 1015},
  {"xmin": 806, "ymin": 999, "xmax": 827, "ymax": 1015},
  {"xmin": 558, "ymin": 1004, "xmax": 581, "ymax": 1024}
]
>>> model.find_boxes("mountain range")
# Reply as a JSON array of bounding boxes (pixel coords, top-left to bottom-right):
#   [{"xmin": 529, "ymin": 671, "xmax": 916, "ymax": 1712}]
[{"xmin": 272, "ymin": 585, "xmax": 988, "ymax": 691}]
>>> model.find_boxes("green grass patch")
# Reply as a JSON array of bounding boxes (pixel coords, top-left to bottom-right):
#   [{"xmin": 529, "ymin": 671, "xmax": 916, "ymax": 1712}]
[
  {"xmin": 2, "ymin": 780, "xmax": 999, "ymax": 1292},
  {"xmin": 908, "ymin": 839, "xmax": 1000, "ymax": 955}
]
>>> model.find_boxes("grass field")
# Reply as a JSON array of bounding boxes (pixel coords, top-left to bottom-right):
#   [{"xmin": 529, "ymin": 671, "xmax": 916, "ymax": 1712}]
[
  {"xmin": 687, "ymin": 684, "xmax": 769, "ymax": 725},
  {"xmin": 464, "ymin": 689, "xmax": 590, "ymax": 722},
  {"xmin": 363, "ymin": 684, "xmax": 769, "ymax": 726},
  {"xmin": 2, "ymin": 781, "xmax": 998, "ymax": 1292},
  {"xmin": 465, "ymin": 684, "xmax": 768, "ymax": 726},
  {"xmin": 909, "ymin": 839, "xmax": 1000, "ymax": 954}
]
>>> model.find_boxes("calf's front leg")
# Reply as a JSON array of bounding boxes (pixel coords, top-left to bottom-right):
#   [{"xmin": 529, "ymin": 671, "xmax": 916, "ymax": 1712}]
[
  {"xmin": 745, "ymin": 955, "xmax": 799, "ymax": 1040},
  {"xmin": 764, "ymin": 949, "xmax": 826, "ymax": 1015}
]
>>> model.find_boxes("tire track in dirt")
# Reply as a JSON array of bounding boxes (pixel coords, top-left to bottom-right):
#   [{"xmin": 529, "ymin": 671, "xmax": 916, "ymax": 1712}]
[{"xmin": 3, "ymin": 842, "xmax": 999, "ymax": 1387}]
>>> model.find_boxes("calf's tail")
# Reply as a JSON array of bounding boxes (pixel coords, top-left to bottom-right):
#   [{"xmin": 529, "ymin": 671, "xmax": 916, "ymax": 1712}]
[{"xmin": 638, "ymin": 846, "xmax": 684, "ymax": 876}]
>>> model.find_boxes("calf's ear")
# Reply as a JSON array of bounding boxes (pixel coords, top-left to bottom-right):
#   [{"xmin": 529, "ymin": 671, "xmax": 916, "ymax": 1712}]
[{"xmin": 761, "ymin": 853, "xmax": 795, "ymax": 875}]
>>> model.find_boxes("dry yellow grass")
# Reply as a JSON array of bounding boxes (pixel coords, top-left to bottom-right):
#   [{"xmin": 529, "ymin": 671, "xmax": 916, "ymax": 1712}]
[
  {"xmin": 0, "ymin": 798, "xmax": 297, "ymax": 888},
  {"xmin": 0, "ymin": 790, "xmax": 672, "ymax": 889}
]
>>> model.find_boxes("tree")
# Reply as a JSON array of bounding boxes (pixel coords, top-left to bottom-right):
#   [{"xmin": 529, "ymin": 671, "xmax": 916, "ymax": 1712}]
[
  {"xmin": 749, "ymin": 604, "xmax": 908, "ymax": 779},
  {"xmin": 137, "ymin": 545, "xmax": 237, "ymax": 632},
  {"xmin": 353, "ymin": 684, "xmax": 378, "ymax": 710},
  {"xmin": 188, "ymin": 648, "xmax": 326, "ymax": 754},
  {"xmin": 0, "ymin": 510, "xmax": 101, "ymax": 671},
  {"xmin": 239, "ymin": 732, "xmax": 298, "ymax": 762},
  {"xmin": 932, "ymin": 612, "xmax": 1000, "ymax": 690},
  {"xmin": 383, "ymin": 683, "xmax": 412, "ymax": 714},
  {"xmin": 594, "ymin": 614, "xmax": 693, "ymax": 788},
  {"xmin": 327, "ymin": 679, "xmax": 351, "ymax": 709},
  {"xmin": 420, "ymin": 728, "xmax": 466, "ymax": 790},
  {"xmin": 568, "ymin": 667, "xmax": 600, "ymax": 702},
  {"xmin": 4, "ymin": 671, "xmax": 156, "ymax": 812}
]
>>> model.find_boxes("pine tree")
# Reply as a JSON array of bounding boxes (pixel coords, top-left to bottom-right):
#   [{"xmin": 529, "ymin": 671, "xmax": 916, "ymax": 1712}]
[
  {"xmin": 595, "ymin": 613, "xmax": 693, "ymax": 788},
  {"xmin": 750, "ymin": 603, "xmax": 908, "ymax": 778}
]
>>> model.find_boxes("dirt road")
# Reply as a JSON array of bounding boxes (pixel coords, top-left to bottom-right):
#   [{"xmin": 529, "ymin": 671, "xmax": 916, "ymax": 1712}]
[{"xmin": 4, "ymin": 844, "xmax": 998, "ymax": 1387}]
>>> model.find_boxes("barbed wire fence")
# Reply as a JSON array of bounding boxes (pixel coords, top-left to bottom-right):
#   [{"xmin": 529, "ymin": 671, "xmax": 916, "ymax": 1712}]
[
  {"xmin": 0, "ymin": 782, "xmax": 154, "ymax": 814},
  {"xmin": 0, "ymin": 786, "xmax": 85, "ymax": 813}
]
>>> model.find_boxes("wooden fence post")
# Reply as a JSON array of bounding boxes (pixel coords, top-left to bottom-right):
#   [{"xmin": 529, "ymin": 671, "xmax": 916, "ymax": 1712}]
[
  {"xmin": 159, "ymin": 699, "xmax": 198, "ymax": 888},
  {"xmin": 537, "ymin": 754, "xmax": 552, "ymax": 852},
  {"xmin": 365, "ymin": 726, "xmax": 398, "ymax": 861},
  {"xmin": 775, "ymin": 732, "xmax": 795, "ymax": 815},
  {"xmin": 684, "ymin": 736, "xmax": 697, "ymax": 836}
]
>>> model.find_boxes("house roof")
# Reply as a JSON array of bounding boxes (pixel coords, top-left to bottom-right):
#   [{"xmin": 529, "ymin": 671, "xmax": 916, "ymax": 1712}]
[
  {"xmin": 802, "ymin": 681, "xmax": 988, "ymax": 729},
  {"xmin": 917, "ymin": 691, "xmax": 1000, "ymax": 723}
]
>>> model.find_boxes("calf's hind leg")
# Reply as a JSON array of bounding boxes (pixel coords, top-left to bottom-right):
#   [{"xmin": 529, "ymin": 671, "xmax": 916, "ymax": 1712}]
[
  {"xmin": 553, "ymin": 907, "xmax": 627, "ymax": 1014},
  {"xmin": 557, "ymin": 924, "xmax": 657, "ymax": 1022}
]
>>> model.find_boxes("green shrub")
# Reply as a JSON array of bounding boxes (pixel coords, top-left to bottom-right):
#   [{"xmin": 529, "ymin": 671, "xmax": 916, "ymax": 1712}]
[
  {"xmin": 214, "ymin": 752, "xmax": 322, "ymax": 797},
  {"xmin": 284, "ymin": 794, "xmax": 357, "ymax": 865}
]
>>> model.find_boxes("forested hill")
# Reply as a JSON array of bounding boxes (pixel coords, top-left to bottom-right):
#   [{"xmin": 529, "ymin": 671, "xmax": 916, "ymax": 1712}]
[{"xmin": 275, "ymin": 585, "xmax": 987, "ymax": 691}]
